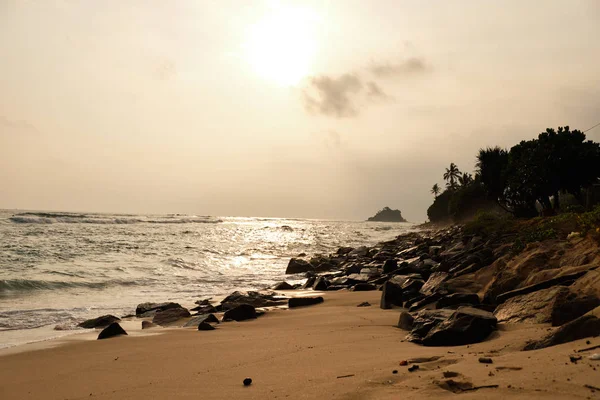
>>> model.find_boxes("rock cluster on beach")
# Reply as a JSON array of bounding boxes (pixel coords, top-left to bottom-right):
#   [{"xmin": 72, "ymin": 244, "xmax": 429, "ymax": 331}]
[{"xmin": 280, "ymin": 225, "xmax": 600, "ymax": 348}]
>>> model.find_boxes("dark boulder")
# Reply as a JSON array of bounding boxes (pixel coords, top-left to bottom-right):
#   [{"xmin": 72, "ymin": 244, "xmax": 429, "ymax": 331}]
[
  {"xmin": 436, "ymin": 293, "xmax": 480, "ymax": 309},
  {"xmin": 420, "ymin": 272, "xmax": 449, "ymax": 296},
  {"xmin": 398, "ymin": 311, "xmax": 414, "ymax": 330},
  {"xmin": 383, "ymin": 259, "xmax": 398, "ymax": 274},
  {"xmin": 223, "ymin": 304, "xmax": 257, "ymax": 321},
  {"xmin": 302, "ymin": 276, "xmax": 316, "ymax": 289},
  {"xmin": 337, "ymin": 247, "xmax": 354, "ymax": 255},
  {"xmin": 136, "ymin": 302, "xmax": 183, "ymax": 317},
  {"xmin": 405, "ymin": 309, "xmax": 454, "ymax": 342},
  {"xmin": 288, "ymin": 297, "xmax": 324, "ymax": 308},
  {"xmin": 416, "ymin": 307, "xmax": 497, "ymax": 346},
  {"xmin": 352, "ymin": 283, "xmax": 377, "ymax": 292},
  {"xmin": 312, "ymin": 277, "xmax": 329, "ymax": 291},
  {"xmin": 198, "ymin": 322, "xmax": 216, "ymax": 331},
  {"xmin": 272, "ymin": 281, "xmax": 294, "ymax": 290},
  {"xmin": 153, "ymin": 307, "xmax": 192, "ymax": 326},
  {"xmin": 221, "ymin": 291, "xmax": 287, "ymax": 310},
  {"xmin": 183, "ymin": 313, "xmax": 220, "ymax": 328},
  {"xmin": 78, "ymin": 315, "xmax": 121, "ymax": 329},
  {"xmin": 286, "ymin": 258, "xmax": 314, "ymax": 274},
  {"xmin": 191, "ymin": 304, "xmax": 218, "ymax": 314},
  {"xmin": 97, "ymin": 322, "xmax": 128, "ymax": 340},
  {"xmin": 380, "ymin": 279, "xmax": 403, "ymax": 309},
  {"xmin": 408, "ymin": 294, "xmax": 442, "ymax": 312}
]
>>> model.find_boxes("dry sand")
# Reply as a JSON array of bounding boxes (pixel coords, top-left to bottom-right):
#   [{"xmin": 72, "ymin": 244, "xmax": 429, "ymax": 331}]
[{"xmin": 1, "ymin": 291, "xmax": 599, "ymax": 399}]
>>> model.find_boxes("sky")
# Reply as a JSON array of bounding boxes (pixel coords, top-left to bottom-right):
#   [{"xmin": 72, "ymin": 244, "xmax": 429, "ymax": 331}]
[{"xmin": 1, "ymin": 0, "xmax": 599, "ymax": 222}]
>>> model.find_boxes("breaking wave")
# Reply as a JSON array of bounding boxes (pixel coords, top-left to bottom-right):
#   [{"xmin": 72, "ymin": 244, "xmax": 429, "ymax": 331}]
[{"xmin": 9, "ymin": 212, "xmax": 222, "ymax": 225}]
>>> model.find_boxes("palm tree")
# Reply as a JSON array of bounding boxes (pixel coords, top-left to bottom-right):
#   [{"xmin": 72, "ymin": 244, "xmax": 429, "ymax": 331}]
[
  {"xmin": 431, "ymin": 183, "xmax": 440, "ymax": 198},
  {"xmin": 443, "ymin": 163, "xmax": 461, "ymax": 190},
  {"xmin": 458, "ymin": 172, "xmax": 473, "ymax": 187}
]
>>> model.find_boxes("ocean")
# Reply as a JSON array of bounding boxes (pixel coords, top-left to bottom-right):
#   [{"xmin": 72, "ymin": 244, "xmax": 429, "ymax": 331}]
[{"xmin": 0, "ymin": 210, "xmax": 416, "ymax": 348}]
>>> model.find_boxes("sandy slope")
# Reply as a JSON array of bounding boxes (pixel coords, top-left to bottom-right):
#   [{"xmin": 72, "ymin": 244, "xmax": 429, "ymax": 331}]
[{"xmin": 1, "ymin": 291, "xmax": 599, "ymax": 400}]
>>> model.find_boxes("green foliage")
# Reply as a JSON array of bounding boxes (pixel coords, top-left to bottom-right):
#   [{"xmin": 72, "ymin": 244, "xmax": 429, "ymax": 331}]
[
  {"xmin": 463, "ymin": 211, "xmax": 516, "ymax": 237},
  {"xmin": 427, "ymin": 190, "xmax": 452, "ymax": 223}
]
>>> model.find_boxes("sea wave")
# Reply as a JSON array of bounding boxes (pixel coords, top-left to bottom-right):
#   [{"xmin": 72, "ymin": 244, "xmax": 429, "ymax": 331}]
[
  {"xmin": 0, "ymin": 278, "xmax": 145, "ymax": 294},
  {"xmin": 9, "ymin": 212, "xmax": 222, "ymax": 225}
]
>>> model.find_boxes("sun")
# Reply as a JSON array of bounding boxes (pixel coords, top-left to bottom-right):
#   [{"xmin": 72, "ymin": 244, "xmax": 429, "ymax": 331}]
[{"xmin": 244, "ymin": 6, "xmax": 319, "ymax": 86}]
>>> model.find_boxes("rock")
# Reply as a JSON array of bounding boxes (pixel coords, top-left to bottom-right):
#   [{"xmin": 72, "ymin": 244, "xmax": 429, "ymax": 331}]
[
  {"xmin": 420, "ymin": 272, "xmax": 449, "ymax": 296},
  {"xmin": 183, "ymin": 313, "xmax": 220, "ymax": 327},
  {"xmin": 243, "ymin": 378, "xmax": 253, "ymax": 386},
  {"xmin": 141, "ymin": 320, "xmax": 156, "ymax": 329},
  {"xmin": 220, "ymin": 291, "xmax": 287, "ymax": 309},
  {"xmin": 153, "ymin": 307, "xmax": 191, "ymax": 326},
  {"xmin": 412, "ymin": 307, "xmax": 497, "ymax": 346},
  {"xmin": 349, "ymin": 246, "xmax": 369, "ymax": 257},
  {"xmin": 198, "ymin": 322, "xmax": 216, "ymax": 331},
  {"xmin": 406, "ymin": 309, "xmax": 454, "ymax": 342},
  {"xmin": 398, "ymin": 311, "xmax": 414, "ymax": 330},
  {"xmin": 272, "ymin": 281, "xmax": 294, "ymax": 290},
  {"xmin": 494, "ymin": 286, "xmax": 600, "ymax": 326},
  {"xmin": 288, "ymin": 297, "xmax": 324, "ymax": 308},
  {"xmin": 222, "ymin": 304, "xmax": 257, "ymax": 321},
  {"xmin": 136, "ymin": 302, "xmax": 182, "ymax": 317},
  {"xmin": 383, "ymin": 259, "xmax": 398, "ymax": 274},
  {"xmin": 408, "ymin": 294, "xmax": 442, "ymax": 312},
  {"xmin": 380, "ymin": 279, "xmax": 403, "ymax": 309},
  {"xmin": 436, "ymin": 293, "xmax": 480, "ymax": 309},
  {"xmin": 285, "ymin": 258, "xmax": 314, "ymax": 274},
  {"xmin": 352, "ymin": 283, "xmax": 377, "ymax": 291},
  {"xmin": 408, "ymin": 365, "xmax": 419, "ymax": 372},
  {"xmin": 367, "ymin": 207, "xmax": 407, "ymax": 222},
  {"xmin": 97, "ymin": 322, "xmax": 128, "ymax": 340},
  {"xmin": 78, "ymin": 315, "xmax": 121, "ymax": 329},
  {"xmin": 524, "ymin": 309, "xmax": 600, "ymax": 350},
  {"xmin": 302, "ymin": 276, "xmax": 316, "ymax": 289},
  {"xmin": 337, "ymin": 247, "xmax": 354, "ymax": 255},
  {"xmin": 312, "ymin": 277, "xmax": 329, "ymax": 291},
  {"xmin": 479, "ymin": 357, "xmax": 493, "ymax": 364},
  {"xmin": 357, "ymin": 302, "xmax": 371, "ymax": 307},
  {"xmin": 496, "ymin": 270, "xmax": 590, "ymax": 304},
  {"xmin": 191, "ymin": 304, "xmax": 218, "ymax": 314}
]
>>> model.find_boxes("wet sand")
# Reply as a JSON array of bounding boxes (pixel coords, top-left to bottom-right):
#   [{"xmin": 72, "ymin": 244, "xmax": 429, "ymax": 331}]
[{"xmin": 1, "ymin": 291, "xmax": 599, "ymax": 399}]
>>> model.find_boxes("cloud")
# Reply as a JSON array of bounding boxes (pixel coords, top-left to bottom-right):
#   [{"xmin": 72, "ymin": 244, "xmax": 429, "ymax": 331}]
[
  {"xmin": 366, "ymin": 81, "xmax": 390, "ymax": 100},
  {"xmin": 368, "ymin": 57, "xmax": 428, "ymax": 78},
  {"xmin": 302, "ymin": 56, "xmax": 430, "ymax": 118},
  {"xmin": 0, "ymin": 116, "xmax": 39, "ymax": 135},
  {"xmin": 303, "ymin": 74, "xmax": 363, "ymax": 118}
]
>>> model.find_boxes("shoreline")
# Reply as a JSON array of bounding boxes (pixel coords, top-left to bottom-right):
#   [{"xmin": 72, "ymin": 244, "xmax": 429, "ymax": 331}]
[
  {"xmin": 2, "ymin": 290, "xmax": 600, "ymax": 399},
  {"xmin": 3, "ymin": 224, "xmax": 600, "ymax": 399}
]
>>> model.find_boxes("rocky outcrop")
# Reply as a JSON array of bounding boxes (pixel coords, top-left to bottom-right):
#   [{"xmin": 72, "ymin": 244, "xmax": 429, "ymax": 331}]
[
  {"xmin": 97, "ymin": 322, "xmax": 128, "ymax": 340},
  {"xmin": 367, "ymin": 207, "xmax": 407, "ymax": 222},
  {"xmin": 78, "ymin": 315, "xmax": 121, "ymax": 329}
]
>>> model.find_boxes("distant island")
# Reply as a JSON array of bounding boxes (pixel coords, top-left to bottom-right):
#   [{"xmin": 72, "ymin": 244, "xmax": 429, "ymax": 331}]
[{"xmin": 367, "ymin": 207, "xmax": 407, "ymax": 222}]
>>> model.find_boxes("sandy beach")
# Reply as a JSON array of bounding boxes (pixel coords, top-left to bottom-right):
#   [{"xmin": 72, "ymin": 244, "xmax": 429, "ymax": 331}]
[{"xmin": 1, "ymin": 290, "xmax": 599, "ymax": 400}]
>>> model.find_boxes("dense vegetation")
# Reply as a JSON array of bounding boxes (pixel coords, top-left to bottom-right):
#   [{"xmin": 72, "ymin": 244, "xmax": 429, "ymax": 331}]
[{"xmin": 427, "ymin": 126, "xmax": 600, "ymax": 224}]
